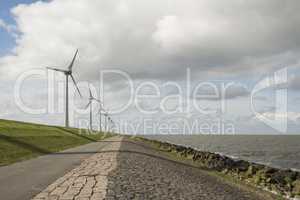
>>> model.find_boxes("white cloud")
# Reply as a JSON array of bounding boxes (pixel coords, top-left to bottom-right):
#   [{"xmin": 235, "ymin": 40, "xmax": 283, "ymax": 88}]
[
  {"xmin": 0, "ymin": 19, "xmax": 9, "ymax": 31},
  {"xmin": 256, "ymin": 112, "xmax": 300, "ymax": 123},
  {"xmin": 0, "ymin": 19, "xmax": 6, "ymax": 29},
  {"xmin": 0, "ymin": 18, "xmax": 15, "ymax": 34},
  {"xmin": 152, "ymin": 1, "xmax": 300, "ymax": 70},
  {"xmin": 289, "ymin": 76, "xmax": 300, "ymax": 90},
  {"xmin": 192, "ymin": 83, "xmax": 249, "ymax": 100},
  {"xmin": 1, "ymin": 0, "xmax": 300, "ymax": 80},
  {"xmin": 0, "ymin": 0, "xmax": 299, "ymax": 133}
]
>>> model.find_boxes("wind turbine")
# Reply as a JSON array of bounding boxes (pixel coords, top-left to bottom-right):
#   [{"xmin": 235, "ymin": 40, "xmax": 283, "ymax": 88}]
[
  {"xmin": 104, "ymin": 111, "xmax": 108, "ymax": 132},
  {"xmin": 110, "ymin": 118, "xmax": 115, "ymax": 132},
  {"xmin": 104, "ymin": 110, "xmax": 114, "ymax": 132},
  {"xmin": 47, "ymin": 49, "xmax": 82, "ymax": 127},
  {"xmin": 85, "ymin": 84, "xmax": 100, "ymax": 130},
  {"xmin": 97, "ymin": 104, "xmax": 104, "ymax": 132},
  {"xmin": 108, "ymin": 116, "xmax": 113, "ymax": 132}
]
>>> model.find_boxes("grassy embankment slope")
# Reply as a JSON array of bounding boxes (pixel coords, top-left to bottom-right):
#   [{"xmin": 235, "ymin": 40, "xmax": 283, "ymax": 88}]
[{"xmin": 0, "ymin": 119, "xmax": 112, "ymax": 166}]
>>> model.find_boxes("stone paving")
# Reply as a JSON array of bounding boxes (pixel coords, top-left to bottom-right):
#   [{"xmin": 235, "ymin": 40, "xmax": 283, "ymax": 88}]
[
  {"xmin": 32, "ymin": 137, "xmax": 271, "ymax": 200},
  {"xmin": 105, "ymin": 139, "xmax": 270, "ymax": 200},
  {"xmin": 32, "ymin": 137, "xmax": 121, "ymax": 200}
]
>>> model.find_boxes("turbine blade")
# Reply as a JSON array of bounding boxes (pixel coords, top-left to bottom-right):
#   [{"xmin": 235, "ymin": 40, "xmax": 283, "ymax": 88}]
[
  {"xmin": 94, "ymin": 98, "xmax": 102, "ymax": 104},
  {"xmin": 68, "ymin": 49, "xmax": 79, "ymax": 71},
  {"xmin": 70, "ymin": 74, "xmax": 82, "ymax": 97},
  {"xmin": 88, "ymin": 84, "xmax": 92, "ymax": 98},
  {"xmin": 85, "ymin": 101, "xmax": 91, "ymax": 109},
  {"xmin": 47, "ymin": 67, "xmax": 66, "ymax": 73}
]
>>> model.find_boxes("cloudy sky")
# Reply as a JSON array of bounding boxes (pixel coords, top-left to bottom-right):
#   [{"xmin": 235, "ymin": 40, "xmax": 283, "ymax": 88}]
[{"xmin": 0, "ymin": 0, "xmax": 300, "ymax": 134}]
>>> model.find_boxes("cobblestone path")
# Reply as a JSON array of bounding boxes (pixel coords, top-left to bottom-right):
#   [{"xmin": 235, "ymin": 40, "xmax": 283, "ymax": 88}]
[
  {"xmin": 32, "ymin": 137, "xmax": 122, "ymax": 200},
  {"xmin": 32, "ymin": 137, "xmax": 271, "ymax": 200}
]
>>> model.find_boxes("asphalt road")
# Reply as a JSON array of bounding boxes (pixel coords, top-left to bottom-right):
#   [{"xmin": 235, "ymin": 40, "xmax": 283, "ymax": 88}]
[{"xmin": 0, "ymin": 139, "xmax": 112, "ymax": 200}]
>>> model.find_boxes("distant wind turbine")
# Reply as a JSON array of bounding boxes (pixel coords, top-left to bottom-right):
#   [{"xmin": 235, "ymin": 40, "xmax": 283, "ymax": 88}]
[
  {"xmin": 108, "ymin": 116, "xmax": 113, "ymax": 132},
  {"xmin": 104, "ymin": 110, "xmax": 109, "ymax": 132},
  {"xmin": 97, "ymin": 105, "xmax": 104, "ymax": 132},
  {"xmin": 85, "ymin": 84, "xmax": 100, "ymax": 130},
  {"xmin": 47, "ymin": 49, "xmax": 82, "ymax": 127}
]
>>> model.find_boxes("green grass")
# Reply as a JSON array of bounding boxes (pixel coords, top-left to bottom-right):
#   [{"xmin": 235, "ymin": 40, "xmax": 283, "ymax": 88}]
[{"xmin": 0, "ymin": 119, "xmax": 114, "ymax": 166}]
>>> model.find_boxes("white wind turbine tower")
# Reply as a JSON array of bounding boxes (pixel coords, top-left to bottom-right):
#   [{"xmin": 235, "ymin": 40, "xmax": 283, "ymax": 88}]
[
  {"xmin": 97, "ymin": 104, "xmax": 104, "ymax": 132},
  {"xmin": 47, "ymin": 49, "xmax": 82, "ymax": 127},
  {"xmin": 85, "ymin": 84, "xmax": 100, "ymax": 130},
  {"xmin": 108, "ymin": 116, "xmax": 114, "ymax": 132},
  {"xmin": 104, "ymin": 110, "xmax": 109, "ymax": 132},
  {"xmin": 103, "ymin": 110, "xmax": 108, "ymax": 132},
  {"xmin": 111, "ymin": 118, "xmax": 116, "ymax": 130},
  {"xmin": 104, "ymin": 110, "xmax": 114, "ymax": 132}
]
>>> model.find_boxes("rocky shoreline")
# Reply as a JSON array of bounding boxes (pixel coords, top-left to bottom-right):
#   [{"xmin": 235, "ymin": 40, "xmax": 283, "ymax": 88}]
[{"xmin": 137, "ymin": 137, "xmax": 300, "ymax": 199}]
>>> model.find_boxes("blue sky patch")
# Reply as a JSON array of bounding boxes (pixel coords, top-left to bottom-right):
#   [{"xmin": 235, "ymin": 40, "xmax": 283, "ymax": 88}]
[{"xmin": 0, "ymin": 0, "xmax": 38, "ymax": 56}]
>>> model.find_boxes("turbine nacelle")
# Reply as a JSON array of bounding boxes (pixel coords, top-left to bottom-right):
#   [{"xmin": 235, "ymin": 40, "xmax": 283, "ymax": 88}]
[{"xmin": 46, "ymin": 49, "xmax": 82, "ymax": 98}]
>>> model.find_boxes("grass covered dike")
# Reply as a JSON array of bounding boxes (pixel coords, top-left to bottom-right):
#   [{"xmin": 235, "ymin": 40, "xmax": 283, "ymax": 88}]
[
  {"xmin": 136, "ymin": 137, "xmax": 300, "ymax": 199},
  {"xmin": 0, "ymin": 119, "xmax": 113, "ymax": 166}
]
